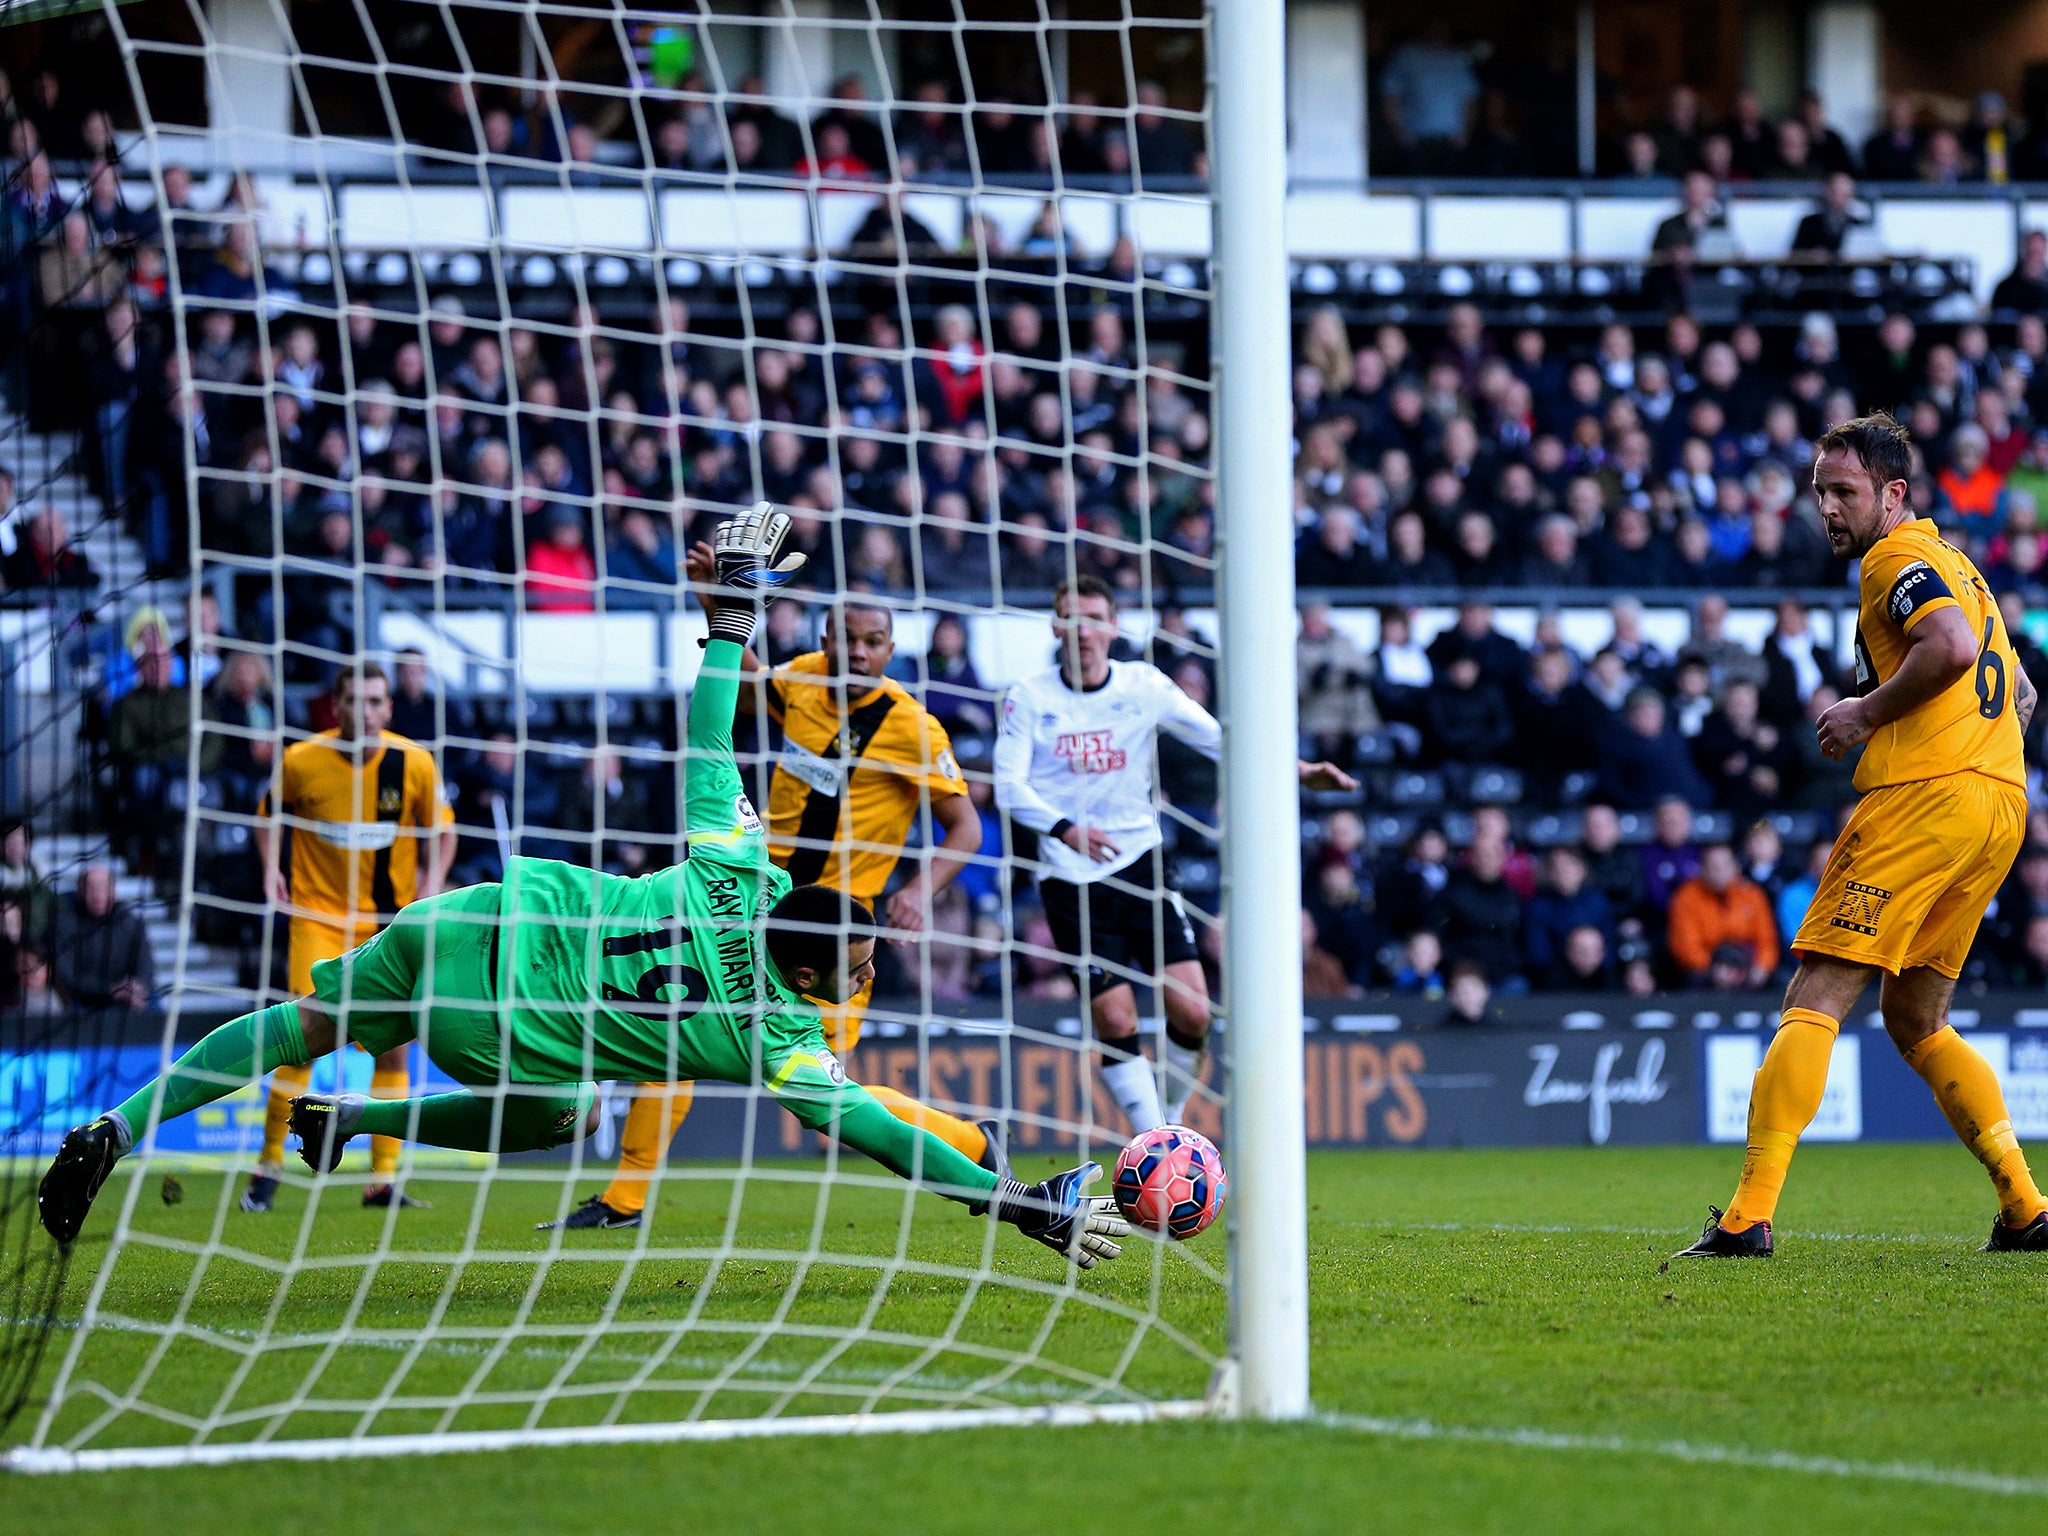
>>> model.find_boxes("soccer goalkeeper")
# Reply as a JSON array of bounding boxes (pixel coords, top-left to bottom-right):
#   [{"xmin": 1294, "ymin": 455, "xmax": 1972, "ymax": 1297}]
[{"xmin": 39, "ymin": 507, "xmax": 1127, "ymax": 1271}]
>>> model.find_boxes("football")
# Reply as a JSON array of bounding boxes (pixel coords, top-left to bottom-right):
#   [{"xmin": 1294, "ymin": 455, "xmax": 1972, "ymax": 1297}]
[{"xmin": 1112, "ymin": 1126, "xmax": 1228, "ymax": 1240}]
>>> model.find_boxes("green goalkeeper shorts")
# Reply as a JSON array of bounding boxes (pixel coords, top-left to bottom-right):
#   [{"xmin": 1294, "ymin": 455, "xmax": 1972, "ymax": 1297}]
[{"xmin": 309, "ymin": 883, "xmax": 517, "ymax": 1090}]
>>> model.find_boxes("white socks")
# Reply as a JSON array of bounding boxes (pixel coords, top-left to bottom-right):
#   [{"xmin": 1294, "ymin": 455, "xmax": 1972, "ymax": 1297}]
[{"xmin": 1099, "ymin": 1053, "xmax": 1163, "ymax": 1134}]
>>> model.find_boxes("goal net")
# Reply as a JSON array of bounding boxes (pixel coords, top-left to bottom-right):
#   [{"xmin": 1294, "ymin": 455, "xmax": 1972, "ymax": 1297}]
[{"xmin": 4, "ymin": 0, "xmax": 1305, "ymax": 1470}]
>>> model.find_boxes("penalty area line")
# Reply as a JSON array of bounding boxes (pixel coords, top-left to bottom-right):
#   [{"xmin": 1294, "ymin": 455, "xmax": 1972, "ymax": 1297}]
[{"xmin": 1320, "ymin": 1413, "xmax": 2048, "ymax": 1498}]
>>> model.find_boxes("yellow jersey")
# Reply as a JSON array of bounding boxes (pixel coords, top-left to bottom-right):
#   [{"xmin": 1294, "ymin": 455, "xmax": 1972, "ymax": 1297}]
[
  {"xmin": 260, "ymin": 730, "xmax": 453, "ymax": 918},
  {"xmin": 1851, "ymin": 518, "xmax": 2027, "ymax": 792},
  {"xmin": 764, "ymin": 652, "xmax": 968, "ymax": 900}
]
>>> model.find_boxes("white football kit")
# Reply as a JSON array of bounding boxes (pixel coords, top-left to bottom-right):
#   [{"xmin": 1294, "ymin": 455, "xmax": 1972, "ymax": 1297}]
[
  {"xmin": 992, "ymin": 659, "xmax": 1221, "ymax": 885},
  {"xmin": 993, "ymin": 659, "xmax": 1222, "ymax": 1136}
]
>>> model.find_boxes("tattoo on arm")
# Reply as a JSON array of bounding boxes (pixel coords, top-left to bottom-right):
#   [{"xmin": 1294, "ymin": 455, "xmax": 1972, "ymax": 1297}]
[{"xmin": 2018, "ymin": 667, "xmax": 2037, "ymax": 735}]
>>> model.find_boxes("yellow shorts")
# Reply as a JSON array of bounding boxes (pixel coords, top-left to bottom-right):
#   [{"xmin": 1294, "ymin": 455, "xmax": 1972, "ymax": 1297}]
[
  {"xmin": 1793, "ymin": 772, "xmax": 2027, "ymax": 979},
  {"xmin": 288, "ymin": 912, "xmax": 382, "ymax": 997}
]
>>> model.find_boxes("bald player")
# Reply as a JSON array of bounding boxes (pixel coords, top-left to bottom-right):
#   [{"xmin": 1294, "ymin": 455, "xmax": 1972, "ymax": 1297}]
[{"xmin": 544, "ymin": 557, "xmax": 993, "ymax": 1230}]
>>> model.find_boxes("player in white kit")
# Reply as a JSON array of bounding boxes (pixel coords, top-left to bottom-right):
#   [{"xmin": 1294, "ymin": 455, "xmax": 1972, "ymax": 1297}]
[{"xmin": 994, "ymin": 575, "xmax": 1356, "ymax": 1132}]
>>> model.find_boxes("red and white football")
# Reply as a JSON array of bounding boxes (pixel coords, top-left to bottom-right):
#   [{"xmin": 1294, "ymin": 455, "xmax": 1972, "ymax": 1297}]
[{"xmin": 1112, "ymin": 1125, "xmax": 1227, "ymax": 1240}]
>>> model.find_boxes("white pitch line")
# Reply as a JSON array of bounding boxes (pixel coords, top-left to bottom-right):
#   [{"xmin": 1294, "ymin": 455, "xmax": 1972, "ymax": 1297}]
[
  {"xmin": 1320, "ymin": 1414, "xmax": 2048, "ymax": 1497},
  {"xmin": 1348, "ymin": 1219, "xmax": 1982, "ymax": 1244}
]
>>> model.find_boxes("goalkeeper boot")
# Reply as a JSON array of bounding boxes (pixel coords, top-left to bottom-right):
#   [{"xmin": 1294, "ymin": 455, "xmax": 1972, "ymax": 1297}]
[
  {"xmin": 1672, "ymin": 1206, "xmax": 1773, "ymax": 1259},
  {"xmin": 975, "ymin": 1119, "xmax": 1014, "ymax": 1182},
  {"xmin": 288, "ymin": 1094, "xmax": 367, "ymax": 1174},
  {"xmin": 240, "ymin": 1173, "xmax": 279, "ymax": 1213},
  {"xmin": 362, "ymin": 1184, "xmax": 430, "ymax": 1210},
  {"xmin": 535, "ymin": 1194, "xmax": 641, "ymax": 1231},
  {"xmin": 38, "ymin": 1117, "xmax": 124, "ymax": 1246},
  {"xmin": 1983, "ymin": 1211, "xmax": 2048, "ymax": 1252}
]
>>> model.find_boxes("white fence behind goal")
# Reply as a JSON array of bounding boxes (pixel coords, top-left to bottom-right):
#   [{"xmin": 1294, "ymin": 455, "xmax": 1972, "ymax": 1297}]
[{"xmin": 9, "ymin": 0, "xmax": 1305, "ymax": 1470}]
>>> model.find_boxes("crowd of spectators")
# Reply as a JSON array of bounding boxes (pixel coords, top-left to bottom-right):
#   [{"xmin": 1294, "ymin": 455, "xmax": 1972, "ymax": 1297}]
[
  {"xmin": 6, "ymin": 54, "xmax": 2048, "ymax": 1014},
  {"xmin": 1606, "ymin": 84, "xmax": 2048, "ymax": 188},
  {"xmin": 0, "ymin": 819, "xmax": 154, "ymax": 1013},
  {"xmin": 1373, "ymin": 35, "xmax": 2048, "ymax": 188},
  {"xmin": 1299, "ymin": 788, "xmax": 2048, "ymax": 1007},
  {"xmin": 1288, "ymin": 301, "xmax": 2048, "ymax": 605},
  {"xmin": 404, "ymin": 68, "xmax": 1206, "ymax": 189},
  {"xmin": 1295, "ymin": 586, "xmax": 2048, "ymax": 1002}
]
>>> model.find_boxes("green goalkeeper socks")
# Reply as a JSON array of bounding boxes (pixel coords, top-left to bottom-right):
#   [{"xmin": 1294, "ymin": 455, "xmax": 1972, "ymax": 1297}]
[
  {"xmin": 108, "ymin": 1002, "xmax": 309, "ymax": 1153},
  {"xmin": 354, "ymin": 1087, "xmax": 593, "ymax": 1153}
]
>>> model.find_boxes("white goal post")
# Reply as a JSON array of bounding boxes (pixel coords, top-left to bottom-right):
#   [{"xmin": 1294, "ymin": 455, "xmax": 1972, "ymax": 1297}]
[
  {"xmin": 1210, "ymin": 0, "xmax": 1312, "ymax": 1424},
  {"xmin": 4, "ymin": 0, "xmax": 1308, "ymax": 1470}
]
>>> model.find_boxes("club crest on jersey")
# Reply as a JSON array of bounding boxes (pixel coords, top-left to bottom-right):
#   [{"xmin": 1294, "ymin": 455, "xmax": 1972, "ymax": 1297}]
[
  {"xmin": 377, "ymin": 786, "xmax": 403, "ymax": 815},
  {"xmin": 1055, "ymin": 729, "xmax": 1127, "ymax": 774}
]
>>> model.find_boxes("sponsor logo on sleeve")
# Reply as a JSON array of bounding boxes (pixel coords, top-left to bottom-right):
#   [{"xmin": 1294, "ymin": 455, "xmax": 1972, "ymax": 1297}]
[{"xmin": 734, "ymin": 794, "xmax": 762, "ymax": 833}]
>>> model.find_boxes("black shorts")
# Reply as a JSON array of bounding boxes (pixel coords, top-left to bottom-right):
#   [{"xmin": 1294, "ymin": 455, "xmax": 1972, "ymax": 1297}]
[{"xmin": 1039, "ymin": 850, "xmax": 1200, "ymax": 992}]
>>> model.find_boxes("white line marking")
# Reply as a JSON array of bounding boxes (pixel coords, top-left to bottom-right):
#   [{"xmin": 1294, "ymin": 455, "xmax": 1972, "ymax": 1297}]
[
  {"xmin": 7, "ymin": 1400, "xmax": 1214, "ymax": 1474},
  {"xmin": 1348, "ymin": 1219, "xmax": 1982, "ymax": 1244},
  {"xmin": 1321, "ymin": 1414, "xmax": 2048, "ymax": 1497}
]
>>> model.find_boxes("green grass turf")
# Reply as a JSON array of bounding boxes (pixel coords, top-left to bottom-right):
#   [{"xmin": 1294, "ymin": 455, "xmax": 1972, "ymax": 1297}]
[{"xmin": 5, "ymin": 1141, "xmax": 2044, "ymax": 1533}]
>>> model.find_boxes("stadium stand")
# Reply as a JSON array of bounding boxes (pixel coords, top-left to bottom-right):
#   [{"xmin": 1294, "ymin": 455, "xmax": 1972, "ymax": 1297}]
[{"xmin": 2, "ymin": 49, "xmax": 2047, "ymax": 1020}]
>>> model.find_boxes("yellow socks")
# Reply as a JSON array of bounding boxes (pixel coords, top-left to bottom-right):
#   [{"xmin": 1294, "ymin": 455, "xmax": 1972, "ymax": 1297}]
[
  {"xmin": 259, "ymin": 1061, "xmax": 314, "ymax": 1173},
  {"xmin": 1724, "ymin": 1007, "xmax": 1839, "ymax": 1232},
  {"xmin": 368, "ymin": 1064, "xmax": 409, "ymax": 1180},
  {"xmin": 600, "ymin": 1083, "xmax": 696, "ymax": 1217},
  {"xmin": 864, "ymin": 1086, "xmax": 990, "ymax": 1166},
  {"xmin": 598, "ymin": 1081, "xmax": 992, "ymax": 1219},
  {"xmin": 1903, "ymin": 1026, "xmax": 2048, "ymax": 1229}
]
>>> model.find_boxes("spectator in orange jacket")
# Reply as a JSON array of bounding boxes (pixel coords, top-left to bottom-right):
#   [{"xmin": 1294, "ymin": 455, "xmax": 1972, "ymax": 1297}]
[
  {"xmin": 1937, "ymin": 423, "xmax": 2007, "ymax": 545},
  {"xmin": 1667, "ymin": 843, "xmax": 1780, "ymax": 987}
]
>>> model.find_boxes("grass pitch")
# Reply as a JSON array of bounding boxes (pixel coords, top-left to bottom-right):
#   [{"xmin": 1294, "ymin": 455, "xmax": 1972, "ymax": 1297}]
[{"xmin": 5, "ymin": 1142, "xmax": 2044, "ymax": 1533}]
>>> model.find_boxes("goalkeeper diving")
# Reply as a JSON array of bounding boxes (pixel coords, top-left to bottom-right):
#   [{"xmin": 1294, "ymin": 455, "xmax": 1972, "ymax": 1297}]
[{"xmin": 38, "ymin": 507, "xmax": 1127, "ymax": 1270}]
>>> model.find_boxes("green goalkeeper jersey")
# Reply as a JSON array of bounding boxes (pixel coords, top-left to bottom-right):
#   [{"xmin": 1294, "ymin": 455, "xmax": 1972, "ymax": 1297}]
[
  {"xmin": 463, "ymin": 638, "xmax": 996, "ymax": 1206},
  {"xmin": 492, "ymin": 851, "xmax": 802, "ymax": 1087},
  {"xmin": 488, "ymin": 646, "xmax": 815, "ymax": 1093}
]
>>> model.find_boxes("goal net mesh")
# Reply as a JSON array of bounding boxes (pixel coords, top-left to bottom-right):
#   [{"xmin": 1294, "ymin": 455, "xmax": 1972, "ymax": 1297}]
[{"xmin": 8, "ymin": 0, "xmax": 1239, "ymax": 1466}]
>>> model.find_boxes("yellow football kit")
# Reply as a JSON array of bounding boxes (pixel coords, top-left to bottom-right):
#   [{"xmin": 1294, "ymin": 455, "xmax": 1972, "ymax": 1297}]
[
  {"xmin": 1726, "ymin": 514, "xmax": 2044, "ymax": 1240},
  {"xmin": 257, "ymin": 732, "xmax": 453, "ymax": 1179},
  {"xmin": 1793, "ymin": 520, "xmax": 2027, "ymax": 979}
]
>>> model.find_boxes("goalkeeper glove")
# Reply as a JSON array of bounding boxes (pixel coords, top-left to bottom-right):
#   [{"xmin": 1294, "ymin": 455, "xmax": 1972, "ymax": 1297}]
[
  {"xmin": 988, "ymin": 1162, "xmax": 1128, "ymax": 1269},
  {"xmin": 704, "ymin": 501, "xmax": 806, "ymax": 645}
]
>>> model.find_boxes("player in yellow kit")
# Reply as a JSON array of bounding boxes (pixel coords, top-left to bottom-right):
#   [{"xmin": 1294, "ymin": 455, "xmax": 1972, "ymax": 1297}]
[
  {"xmin": 543, "ymin": 570, "xmax": 996, "ymax": 1230},
  {"xmin": 242, "ymin": 663, "xmax": 457, "ymax": 1212},
  {"xmin": 1680, "ymin": 413, "xmax": 2046, "ymax": 1257}
]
